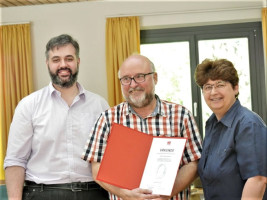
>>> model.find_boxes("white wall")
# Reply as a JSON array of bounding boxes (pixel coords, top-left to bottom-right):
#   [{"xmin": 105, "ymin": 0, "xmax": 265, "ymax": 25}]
[{"xmin": 1, "ymin": 0, "xmax": 264, "ymax": 101}]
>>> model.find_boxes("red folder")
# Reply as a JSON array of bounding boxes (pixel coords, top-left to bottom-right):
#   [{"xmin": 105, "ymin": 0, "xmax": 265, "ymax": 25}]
[{"xmin": 96, "ymin": 123, "xmax": 185, "ymax": 190}]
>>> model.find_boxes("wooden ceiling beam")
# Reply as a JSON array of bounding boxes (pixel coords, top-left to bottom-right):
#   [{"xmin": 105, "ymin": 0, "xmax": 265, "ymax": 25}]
[{"xmin": 0, "ymin": 0, "xmax": 91, "ymax": 7}]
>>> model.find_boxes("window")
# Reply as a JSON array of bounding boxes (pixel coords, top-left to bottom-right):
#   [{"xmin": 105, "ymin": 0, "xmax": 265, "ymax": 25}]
[
  {"xmin": 141, "ymin": 22, "xmax": 266, "ymax": 137},
  {"xmin": 141, "ymin": 42, "xmax": 192, "ymax": 111}
]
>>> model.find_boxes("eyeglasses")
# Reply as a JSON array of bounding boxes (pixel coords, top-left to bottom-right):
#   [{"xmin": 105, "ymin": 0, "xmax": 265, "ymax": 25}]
[
  {"xmin": 203, "ymin": 81, "xmax": 228, "ymax": 93},
  {"xmin": 119, "ymin": 72, "xmax": 154, "ymax": 86}
]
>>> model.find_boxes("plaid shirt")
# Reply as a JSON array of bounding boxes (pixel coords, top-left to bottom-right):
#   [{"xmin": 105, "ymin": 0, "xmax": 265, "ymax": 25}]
[{"xmin": 83, "ymin": 96, "xmax": 202, "ymax": 200}]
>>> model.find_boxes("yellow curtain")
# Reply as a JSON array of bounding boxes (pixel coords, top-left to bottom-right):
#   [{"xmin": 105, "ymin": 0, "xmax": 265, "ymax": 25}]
[
  {"xmin": 105, "ymin": 16, "xmax": 140, "ymax": 106},
  {"xmin": 263, "ymin": 8, "xmax": 267, "ymax": 61},
  {"xmin": 263, "ymin": 8, "xmax": 267, "ymax": 108},
  {"xmin": 0, "ymin": 23, "xmax": 33, "ymax": 183}
]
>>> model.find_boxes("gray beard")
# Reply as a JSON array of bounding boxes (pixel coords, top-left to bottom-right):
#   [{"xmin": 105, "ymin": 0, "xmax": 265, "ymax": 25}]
[{"xmin": 123, "ymin": 88, "xmax": 155, "ymax": 108}]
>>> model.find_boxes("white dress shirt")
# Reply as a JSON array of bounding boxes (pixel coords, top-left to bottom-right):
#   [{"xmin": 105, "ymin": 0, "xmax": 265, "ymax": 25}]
[{"xmin": 4, "ymin": 82, "xmax": 109, "ymax": 184}]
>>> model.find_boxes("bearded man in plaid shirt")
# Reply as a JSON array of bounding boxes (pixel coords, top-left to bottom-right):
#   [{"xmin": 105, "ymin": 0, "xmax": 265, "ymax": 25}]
[{"xmin": 82, "ymin": 54, "xmax": 202, "ymax": 200}]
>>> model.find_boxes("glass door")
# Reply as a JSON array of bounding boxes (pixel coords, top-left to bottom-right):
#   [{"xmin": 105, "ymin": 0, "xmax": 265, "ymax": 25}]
[
  {"xmin": 141, "ymin": 38, "xmax": 252, "ymax": 136},
  {"xmin": 141, "ymin": 42, "xmax": 192, "ymax": 112},
  {"xmin": 141, "ymin": 22, "xmax": 266, "ymax": 137},
  {"xmin": 198, "ymin": 38, "xmax": 252, "ymax": 136}
]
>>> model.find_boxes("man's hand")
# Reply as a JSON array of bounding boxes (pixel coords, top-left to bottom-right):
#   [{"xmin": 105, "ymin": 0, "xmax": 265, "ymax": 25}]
[
  {"xmin": 121, "ymin": 188, "xmax": 160, "ymax": 200},
  {"xmin": 92, "ymin": 161, "xmax": 160, "ymax": 199}
]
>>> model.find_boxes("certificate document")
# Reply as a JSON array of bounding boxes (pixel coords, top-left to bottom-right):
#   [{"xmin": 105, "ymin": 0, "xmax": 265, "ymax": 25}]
[
  {"xmin": 139, "ymin": 138, "xmax": 187, "ymax": 195},
  {"xmin": 96, "ymin": 123, "xmax": 187, "ymax": 195}
]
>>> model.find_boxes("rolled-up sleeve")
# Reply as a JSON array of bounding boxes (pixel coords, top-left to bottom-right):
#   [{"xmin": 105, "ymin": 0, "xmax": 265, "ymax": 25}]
[
  {"xmin": 236, "ymin": 121, "xmax": 267, "ymax": 179},
  {"xmin": 180, "ymin": 111, "xmax": 202, "ymax": 165},
  {"xmin": 82, "ymin": 113, "xmax": 110, "ymax": 163},
  {"xmin": 4, "ymin": 99, "xmax": 33, "ymax": 169}
]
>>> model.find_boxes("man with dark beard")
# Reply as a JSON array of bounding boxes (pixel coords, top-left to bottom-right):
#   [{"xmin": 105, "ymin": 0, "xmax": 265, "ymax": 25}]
[
  {"xmin": 82, "ymin": 54, "xmax": 202, "ymax": 200},
  {"xmin": 4, "ymin": 34, "xmax": 109, "ymax": 200}
]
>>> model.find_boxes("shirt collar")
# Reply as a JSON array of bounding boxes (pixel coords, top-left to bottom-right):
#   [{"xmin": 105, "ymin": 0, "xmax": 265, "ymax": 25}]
[
  {"xmin": 48, "ymin": 82, "xmax": 85, "ymax": 97},
  {"xmin": 209, "ymin": 99, "xmax": 240, "ymax": 127},
  {"xmin": 76, "ymin": 82, "xmax": 86, "ymax": 96}
]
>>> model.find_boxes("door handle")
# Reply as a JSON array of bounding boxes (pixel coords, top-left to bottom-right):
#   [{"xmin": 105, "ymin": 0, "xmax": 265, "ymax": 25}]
[{"xmin": 193, "ymin": 102, "xmax": 197, "ymax": 117}]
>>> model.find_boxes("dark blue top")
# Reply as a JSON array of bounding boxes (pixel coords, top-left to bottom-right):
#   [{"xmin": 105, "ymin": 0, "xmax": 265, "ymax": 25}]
[{"xmin": 198, "ymin": 99, "xmax": 267, "ymax": 200}]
